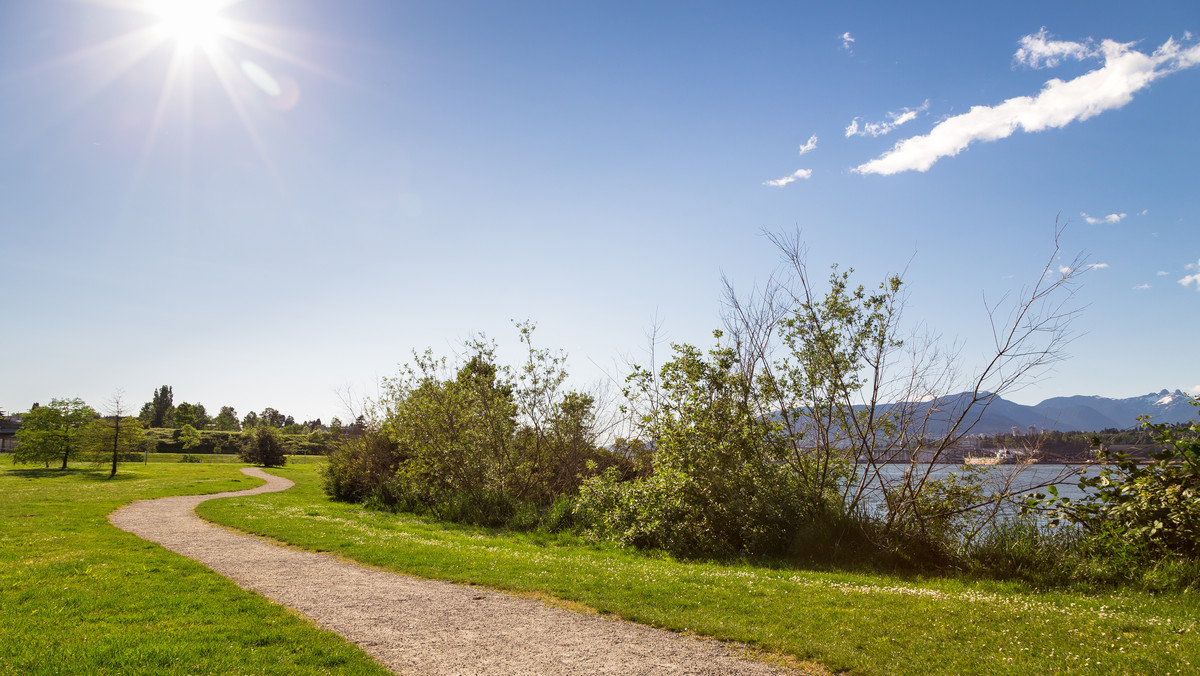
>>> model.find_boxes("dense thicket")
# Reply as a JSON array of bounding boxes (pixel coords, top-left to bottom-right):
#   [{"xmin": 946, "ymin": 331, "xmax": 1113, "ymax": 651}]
[{"xmin": 321, "ymin": 326, "xmax": 635, "ymax": 527}]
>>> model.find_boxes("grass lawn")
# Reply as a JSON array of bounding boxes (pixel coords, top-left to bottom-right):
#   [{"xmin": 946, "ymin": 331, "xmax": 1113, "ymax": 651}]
[
  {"xmin": 0, "ymin": 458, "xmax": 391, "ymax": 675},
  {"xmin": 198, "ymin": 464, "xmax": 1199, "ymax": 676}
]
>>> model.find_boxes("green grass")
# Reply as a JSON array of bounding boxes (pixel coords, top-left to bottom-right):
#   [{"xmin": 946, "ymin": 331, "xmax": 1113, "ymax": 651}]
[
  {"xmin": 0, "ymin": 459, "xmax": 391, "ymax": 675},
  {"xmin": 198, "ymin": 464, "xmax": 1200, "ymax": 676}
]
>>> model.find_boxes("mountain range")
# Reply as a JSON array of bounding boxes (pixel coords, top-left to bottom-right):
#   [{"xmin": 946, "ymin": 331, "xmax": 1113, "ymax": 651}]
[{"xmin": 933, "ymin": 389, "xmax": 1197, "ymax": 435}]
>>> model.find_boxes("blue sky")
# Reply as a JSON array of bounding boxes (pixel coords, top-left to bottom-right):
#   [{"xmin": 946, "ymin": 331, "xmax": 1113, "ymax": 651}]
[{"xmin": 2, "ymin": 0, "xmax": 1198, "ymax": 422}]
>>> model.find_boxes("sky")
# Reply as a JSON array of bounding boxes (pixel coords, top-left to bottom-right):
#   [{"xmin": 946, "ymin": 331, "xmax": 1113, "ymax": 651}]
[{"xmin": 1, "ymin": 0, "xmax": 1198, "ymax": 423}]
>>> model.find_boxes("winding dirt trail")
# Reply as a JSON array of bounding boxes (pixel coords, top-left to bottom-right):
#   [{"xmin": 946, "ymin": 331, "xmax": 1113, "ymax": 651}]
[{"xmin": 108, "ymin": 468, "xmax": 795, "ymax": 675}]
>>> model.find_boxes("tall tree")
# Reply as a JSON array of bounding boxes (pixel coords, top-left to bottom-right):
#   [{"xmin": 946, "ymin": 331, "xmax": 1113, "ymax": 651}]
[
  {"xmin": 242, "ymin": 411, "xmax": 260, "ymax": 429},
  {"xmin": 192, "ymin": 403, "xmax": 210, "ymax": 429},
  {"xmin": 213, "ymin": 406, "xmax": 241, "ymax": 431},
  {"xmin": 14, "ymin": 398, "xmax": 96, "ymax": 469},
  {"xmin": 175, "ymin": 402, "xmax": 197, "ymax": 428},
  {"xmin": 259, "ymin": 408, "xmax": 286, "ymax": 428},
  {"xmin": 144, "ymin": 385, "xmax": 174, "ymax": 428}
]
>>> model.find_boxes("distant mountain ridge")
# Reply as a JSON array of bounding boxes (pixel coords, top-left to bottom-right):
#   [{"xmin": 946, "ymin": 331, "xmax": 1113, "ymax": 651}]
[{"xmin": 953, "ymin": 389, "xmax": 1197, "ymax": 435}]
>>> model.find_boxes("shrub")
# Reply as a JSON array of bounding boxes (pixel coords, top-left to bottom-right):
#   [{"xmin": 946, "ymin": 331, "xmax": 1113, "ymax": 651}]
[
  {"xmin": 1042, "ymin": 399, "xmax": 1199, "ymax": 560},
  {"xmin": 239, "ymin": 426, "xmax": 287, "ymax": 467},
  {"xmin": 320, "ymin": 431, "xmax": 402, "ymax": 503}
]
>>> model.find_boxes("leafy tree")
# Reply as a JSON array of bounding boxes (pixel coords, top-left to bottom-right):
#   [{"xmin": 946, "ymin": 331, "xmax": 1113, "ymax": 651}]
[
  {"xmin": 14, "ymin": 398, "xmax": 97, "ymax": 469},
  {"xmin": 143, "ymin": 385, "xmax": 175, "ymax": 428},
  {"xmin": 240, "ymin": 426, "xmax": 287, "ymax": 467},
  {"xmin": 259, "ymin": 408, "xmax": 286, "ymax": 428},
  {"xmin": 192, "ymin": 403, "xmax": 210, "ymax": 429},
  {"xmin": 213, "ymin": 406, "xmax": 241, "ymax": 431},
  {"xmin": 579, "ymin": 228, "xmax": 1086, "ymax": 560},
  {"xmin": 329, "ymin": 417, "xmax": 343, "ymax": 436},
  {"xmin": 242, "ymin": 411, "xmax": 259, "ymax": 429},
  {"xmin": 179, "ymin": 424, "xmax": 202, "ymax": 451},
  {"xmin": 175, "ymin": 402, "xmax": 197, "ymax": 429}
]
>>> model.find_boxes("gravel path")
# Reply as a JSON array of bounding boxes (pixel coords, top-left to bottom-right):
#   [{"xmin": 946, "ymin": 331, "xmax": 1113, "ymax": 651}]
[{"xmin": 108, "ymin": 468, "xmax": 795, "ymax": 675}]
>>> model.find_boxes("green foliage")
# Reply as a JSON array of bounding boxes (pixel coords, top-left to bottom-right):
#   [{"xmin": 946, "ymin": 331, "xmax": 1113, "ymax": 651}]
[
  {"xmin": 321, "ymin": 431, "xmax": 404, "ymax": 503},
  {"xmin": 240, "ymin": 426, "xmax": 288, "ymax": 467},
  {"xmin": 14, "ymin": 398, "xmax": 97, "ymax": 469},
  {"xmin": 213, "ymin": 405, "xmax": 241, "ymax": 431},
  {"xmin": 179, "ymin": 423, "xmax": 202, "ymax": 450},
  {"xmin": 179, "ymin": 454, "xmax": 204, "ymax": 463},
  {"xmin": 578, "ymin": 335, "xmax": 814, "ymax": 557},
  {"xmin": 1040, "ymin": 399, "xmax": 1200, "ymax": 560},
  {"xmin": 142, "ymin": 385, "xmax": 175, "ymax": 428},
  {"xmin": 325, "ymin": 324, "xmax": 623, "ymax": 530}
]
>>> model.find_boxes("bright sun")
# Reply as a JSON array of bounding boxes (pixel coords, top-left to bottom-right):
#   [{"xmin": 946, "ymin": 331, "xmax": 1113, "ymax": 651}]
[{"xmin": 146, "ymin": 0, "xmax": 230, "ymax": 51}]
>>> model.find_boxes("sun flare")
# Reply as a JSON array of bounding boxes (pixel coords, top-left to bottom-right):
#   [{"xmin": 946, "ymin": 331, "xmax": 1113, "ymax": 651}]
[{"xmin": 146, "ymin": 0, "xmax": 230, "ymax": 51}]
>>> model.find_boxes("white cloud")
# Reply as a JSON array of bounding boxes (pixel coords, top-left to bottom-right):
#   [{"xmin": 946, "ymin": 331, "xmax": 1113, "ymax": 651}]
[
  {"xmin": 845, "ymin": 101, "xmax": 930, "ymax": 138},
  {"xmin": 1133, "ymin": 283, "xmax": 1152, "ymax": 290},
  {"xmin": 1058, "ymin": 265, "xmax": 1073, "ymax": 275},
  {"xmin": 854, "ymin": 35, "xmax": 1200, "ymax": 176},
  {"xmin": 763, "ymin": 168, "xmax": 813, "ymax": 187},
  {"xmin": 1180, "ymin": 273, "xmax": 1200, "ymax": 290},
  {"xmin": 1139, "ymin": 209, "xmax": 1149, "ymax": 216},
  {"xmin": 1014, "ymin": 28, "xmax": 1099, "ymax": 69},
  {"xmin": 1089, "ymin": 263, "xmax": 1110, "ymax": 270},
  {"xmin": 841, "ymin": 32, "xmax": 855, "ymax": 52},
  {"xmin": 798, "ymin": 135, "xmax": 818, "ymax": 156},
  {"xmin": 1157, "ymin": 270, "xmax": 1170, "ymax": 276},
  {"xmin": 1082, "ymin": 212, "xmax": 1127, "ymax": 224},
  {"xmin": 1190, "ymin": 384, "xmax": 1200, "ymax": 394}
]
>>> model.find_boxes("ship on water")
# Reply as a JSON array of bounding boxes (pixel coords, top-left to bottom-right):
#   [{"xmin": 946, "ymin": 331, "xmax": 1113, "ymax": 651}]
[{"xmin": 962, "ymin": 447, "xmax": 1036, "ymax": 465}]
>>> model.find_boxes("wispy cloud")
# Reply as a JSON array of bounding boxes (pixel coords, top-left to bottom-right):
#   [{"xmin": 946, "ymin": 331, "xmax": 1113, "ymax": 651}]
[
  {"xmin": 798, "ymin": 135, "xmax": 818, "ymax": 155},
  {"xmin": 1082, "ymin": 212, "xmax": 1127, "ymax": 224},
  {"xmin": 1190, "ymin": 385, "xmax": 1200, "ymax": 394},
  {"xmin": 1058, "ymin": 265, "xmax": 1073, "ymax": 275},
  {"xmin": 1014, "ymin": 27, "xmax": 1099, "ymax": 69},
  {"xmin": 1089, "ymin": 263, "xmax": 1110, "ymax": 270},
  {"xmin": 845, "ymin": 101, "xmax": 930, "ymax": 138},
  {"xmin": 1139, "ymin": 209, "xmax": 1149, "ymax": 216},
  {"xmin": 841, "ymin": 32, "xmax": 855, "ymax": 52},
  {"xmin": 1157, "ymin": 270, "xmax": 1170, "ymax": 276},
  {"xmin": 1134, "ymin": 283, "xmax": 1152, "ymax": 290},
  {"xmin": 764, "ymin": 168, "xmax": 813, "ymax": 187},
  {"xmin": 854, "ymin": 34, "xmax": 1200, "ymax": 176}
]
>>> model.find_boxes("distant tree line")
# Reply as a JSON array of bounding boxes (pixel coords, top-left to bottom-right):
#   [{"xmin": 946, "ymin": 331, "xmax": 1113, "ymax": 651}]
[{"xmin": 8, "ymin": 386, "xmax": 355, "ymax": 471}]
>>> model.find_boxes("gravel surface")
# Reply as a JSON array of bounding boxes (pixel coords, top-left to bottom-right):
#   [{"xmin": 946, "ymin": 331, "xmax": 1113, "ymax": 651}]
[{"xmin": 108, "ymin": 468, "xmax": 796, "ymax": 675}]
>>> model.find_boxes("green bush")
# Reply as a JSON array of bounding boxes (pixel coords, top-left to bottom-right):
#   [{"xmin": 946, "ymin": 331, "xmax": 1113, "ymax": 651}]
[
  {"xmin": 320, "ymin": 431, "xmax": 403, "ymax": 504},
  {"xmin": 323, "ymin": 326, "xmax": 624, "ymax": 531},
  {"xmin": 239, "ymin": 426, "xmax": 287, "ymax": 467},
  {"xmin": 1041, "ymin": 399, "xmax": 1200, "ymax": 560}
]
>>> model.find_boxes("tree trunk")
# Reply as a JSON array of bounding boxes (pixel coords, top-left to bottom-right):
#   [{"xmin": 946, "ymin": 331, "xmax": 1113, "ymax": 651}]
[{"xmin": 110, "ymin": 417, "xmax": 120, "ymax": 477}]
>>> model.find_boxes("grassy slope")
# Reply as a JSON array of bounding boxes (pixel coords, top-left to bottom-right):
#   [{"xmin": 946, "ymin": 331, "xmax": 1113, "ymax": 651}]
[
  {"xmin": 198, "ymin": 464, "xmax": 1199, "ymax": 676},
  {"xmin": 0, "ymin": 460, "xmax": 391, "ymax": 676}
]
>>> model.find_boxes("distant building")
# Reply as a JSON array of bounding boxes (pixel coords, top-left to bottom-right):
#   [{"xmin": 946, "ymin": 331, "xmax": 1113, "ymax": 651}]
[{"xmin": 0, "ymin": 411, "xmax": 21, "ymax": 453}]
